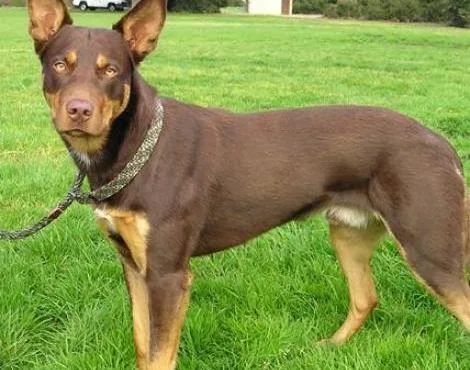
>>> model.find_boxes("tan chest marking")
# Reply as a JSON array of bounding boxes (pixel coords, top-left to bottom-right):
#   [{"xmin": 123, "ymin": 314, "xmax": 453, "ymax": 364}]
[{"xmin": 95, "ymin": 207, "xmax": 150, "ymax": 275}]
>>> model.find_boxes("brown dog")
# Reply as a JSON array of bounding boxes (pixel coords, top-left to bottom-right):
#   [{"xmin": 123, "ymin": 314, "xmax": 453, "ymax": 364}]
[{"xmin": 26, "ymin": 0, "xmax": 470, "ymax": 368}]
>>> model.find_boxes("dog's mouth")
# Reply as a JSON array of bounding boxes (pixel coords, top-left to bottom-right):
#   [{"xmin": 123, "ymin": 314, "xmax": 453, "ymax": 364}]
[
  {"xmin": 59, "ymin": 124, "xmax": 106, "ymax": 138},
  {"xmin": 62, "ymin": 129, "xmax": 89, "ymax": 137},
  {"xmin": 58, "ymin": 125, "xmax": 111, "ymax": 154}
]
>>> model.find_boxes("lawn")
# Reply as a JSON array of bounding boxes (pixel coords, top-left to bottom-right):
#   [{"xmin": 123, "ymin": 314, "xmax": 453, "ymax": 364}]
[{"xmin": 1, "ymin": 7, "xmax": 470, "ymax": 369}]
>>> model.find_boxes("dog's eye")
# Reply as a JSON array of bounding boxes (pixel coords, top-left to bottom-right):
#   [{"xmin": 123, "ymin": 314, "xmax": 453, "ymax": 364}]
[
  {"xmin": 105, "ymin": 65, "xmax": 118, "ymax": 78},
  {"xmin": 53, "ymin": 61, "xmax": 67, "ymax": 73}
]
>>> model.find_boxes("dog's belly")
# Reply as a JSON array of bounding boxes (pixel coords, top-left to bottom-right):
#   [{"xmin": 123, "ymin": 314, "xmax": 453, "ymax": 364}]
[
  {"xmin": 196, "ymin": 193, "xmax": 330, "ymax": 255},
  {"xmin": 196, "ymin": 203, "xmax": 382, "ymax": 256},
  {"xmin": 326, "ymin": 207, "xmax": 381, "ymax": 229}
]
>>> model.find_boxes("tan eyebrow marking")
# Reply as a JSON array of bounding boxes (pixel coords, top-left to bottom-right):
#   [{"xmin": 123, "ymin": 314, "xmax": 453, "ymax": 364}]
[
  {"xmin": 65, "ymin": 50, "xmax": 77, "ymax": 66},
  {"xmin": 96, "ymin": 53, "xmax": 109, "ymax": 69}
]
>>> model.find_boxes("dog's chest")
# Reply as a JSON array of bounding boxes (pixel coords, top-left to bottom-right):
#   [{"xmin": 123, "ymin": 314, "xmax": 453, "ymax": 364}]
[
  {"xmin": 94, "ymin": 207, "xmax": 150, "ymax": 274},
  {"xmin": 95, "ymin": 208, "xmax": 118, "ymax": 234}
]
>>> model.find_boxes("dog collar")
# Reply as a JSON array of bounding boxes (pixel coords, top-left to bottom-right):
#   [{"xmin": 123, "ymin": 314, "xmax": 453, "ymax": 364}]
[
  {"xmin": 0, "ymin": 98, "xmax": 164, "ymax": 240},
  {"xmin": 75, "ymin": 97, "xmax": 164, "ymax": 204}
]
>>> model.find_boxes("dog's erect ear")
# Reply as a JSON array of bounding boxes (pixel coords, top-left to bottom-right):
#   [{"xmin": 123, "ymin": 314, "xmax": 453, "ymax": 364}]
[
  {"xmin": 113, "ymin": 0, "xmax": 167, "ymax": 64},
  {"xmin": 27, "ymin": 0, "xmax": 72, "ymax": 55}
]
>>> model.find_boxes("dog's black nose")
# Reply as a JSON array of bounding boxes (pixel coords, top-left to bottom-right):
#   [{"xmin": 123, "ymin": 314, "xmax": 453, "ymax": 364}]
[{"xmin": 66, "ymin": 99, "xmax": 94, "ymax": 122}]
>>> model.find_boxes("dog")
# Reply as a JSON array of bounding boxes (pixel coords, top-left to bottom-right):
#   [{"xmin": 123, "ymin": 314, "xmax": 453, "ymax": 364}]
[{"xmin": 26, "ymin": 0, "xmax": 470, "ymax": 368}]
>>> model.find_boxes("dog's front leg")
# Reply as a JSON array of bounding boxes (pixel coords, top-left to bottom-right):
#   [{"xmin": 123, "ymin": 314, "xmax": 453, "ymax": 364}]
[
  {"xmin": 123, "ymin": 263, "xmax": 151, "ymax": 369},
  {"xmin": 146, "ymin": 268, "xmax": 191, "ymax": 370},
  {"xmin": 97, "ymin": 208, "xmax": 193, "ymax": 370},
  {"xmin": 123, "ymin": 263, "xmax": 191, "ymax": 370}
]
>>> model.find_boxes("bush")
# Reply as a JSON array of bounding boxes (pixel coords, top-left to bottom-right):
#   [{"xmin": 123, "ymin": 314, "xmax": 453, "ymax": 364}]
[
  {"xmin": 226, "ymin": 0, "xmax": 245, "ymax": 6},
  {"xmin": 325, "ymin": 1, "xmax": 359, "ymax": 18},
  {"xmin": 294, "ymin": 0, "xmax": 470, "ymax": 27},
  {"xmin": 293, "ymin": 0, "xmax": 329, "ymax": 14},
  {"xmin": 388, "ymin": 0, "xmax": 422, "ymax": 22},
  {"xmin": 167, "ymin": 0, "xmax": 228, "ymax": 13},
  {"xmin": 420, "ymin": 0, "xmax": 449, "ymax": 22},
  {"xmin": 449, "ymin": 0, "xmax": 470, "ymax": 26},
  {"xmin": 357, "ymin": 0, "xmax": 386, "ymax": 19}
]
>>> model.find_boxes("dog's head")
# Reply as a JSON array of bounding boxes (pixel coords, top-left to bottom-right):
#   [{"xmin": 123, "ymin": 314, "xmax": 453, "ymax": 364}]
[{"xmin": 27, "ymin": 0, "xmax": 166, "ymax": 155}]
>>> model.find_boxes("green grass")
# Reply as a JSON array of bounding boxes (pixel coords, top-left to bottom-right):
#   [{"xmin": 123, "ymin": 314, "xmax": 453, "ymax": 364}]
[{"xmin": 1, "ymin": 8, "xmax": 470, "ymax": 369}]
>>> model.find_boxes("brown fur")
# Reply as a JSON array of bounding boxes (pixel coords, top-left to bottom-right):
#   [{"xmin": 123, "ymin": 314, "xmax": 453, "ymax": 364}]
[
  {"xmin": 464, "ymin": 195, "xmax": 470, "ymax": 269},
  {"xmin": 27, "ymin": 0, "xmax": 470, "ymax": 368}
]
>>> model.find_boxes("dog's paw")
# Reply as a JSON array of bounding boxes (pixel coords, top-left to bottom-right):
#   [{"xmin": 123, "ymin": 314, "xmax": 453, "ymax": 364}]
[{"xmin": 315, "ymin": 337, "xmax": 344, "ymax": 347}]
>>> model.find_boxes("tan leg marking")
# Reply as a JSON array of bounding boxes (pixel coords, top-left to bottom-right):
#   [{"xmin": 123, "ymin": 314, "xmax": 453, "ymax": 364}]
[
  {"xmin": 124, "ymin": 264, "xmax": 150, "ymax": 370},
  {"xmin": 403, "ymin": 261, "xmax": 470, "ymax": 332},
  {"xmin": 148, "ymin": 273, "xmax": 192, "ymax": 370},
  {"xmin": 95, "ymin": 208, "xmax": 150, "ymax": 274},
  {"xmin": 395, "ymin": 240, "xmax": 470, "ymax": 332},
  {"xmin": 386, "ymin": 224, "xmax": 470, "ymax": 333},
  {"xmin": 325, "ymin": 222, "xmax": 384, "ymax": 345},
  {"xmin": 439, "ymin": 288, "xmax": 470, "ymax": 331},
  {"xmin": 97, "ymin": 209, "xmax": 153, "ymax": 369}
]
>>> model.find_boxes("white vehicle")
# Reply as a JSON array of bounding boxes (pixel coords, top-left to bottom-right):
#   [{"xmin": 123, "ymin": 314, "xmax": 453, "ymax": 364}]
[{"xmin": 72, "ymin": 0, "xmax": 130, "ymax": 12}]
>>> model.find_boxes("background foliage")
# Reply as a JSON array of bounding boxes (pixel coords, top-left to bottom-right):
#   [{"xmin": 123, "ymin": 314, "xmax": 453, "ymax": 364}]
[
  {"xmin": 293, "ymin": 0, "xmax": 470, "ymax": 26},
  {"xmin": 2, "ymin": 0, "xmax": 470, "ymax": 27},
  {"xmin": 167, "ymin": 0, "xmax": 228, "ymax": 13}
]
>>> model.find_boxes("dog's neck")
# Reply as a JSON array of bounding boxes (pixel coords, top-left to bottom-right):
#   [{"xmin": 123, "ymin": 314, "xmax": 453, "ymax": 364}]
[{"xmin": 71, "ymin": 71, "xmax": 158, "ymax": 191}]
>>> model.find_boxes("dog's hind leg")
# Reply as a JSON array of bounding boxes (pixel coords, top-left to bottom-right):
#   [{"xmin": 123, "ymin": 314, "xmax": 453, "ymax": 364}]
[
  {"xmin": 389, "ymin": 227, "xmax": 470, "ymax": 332},
  {"xmin": 390, "ymin": 233, "xmax": 470, "ymax": 331},
  {"xmin": 322, "ymin": 218, "xmax": 385, "ymax": 345},
  {"xmin": 371, "ymin": 166, "xmax": 470, "ymax": 332}
]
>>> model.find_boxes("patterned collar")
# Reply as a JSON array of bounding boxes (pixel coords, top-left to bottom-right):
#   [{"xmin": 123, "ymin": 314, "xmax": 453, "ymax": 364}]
[{"xmin": 75, "ymin": 97, "xmax": 164, "ymax": 204}]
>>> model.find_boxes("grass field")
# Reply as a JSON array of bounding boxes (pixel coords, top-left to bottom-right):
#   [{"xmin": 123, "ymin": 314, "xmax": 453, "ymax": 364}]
[{"xmin": 1, "ymin": 8, "xmax": 470, "ymax": 369}]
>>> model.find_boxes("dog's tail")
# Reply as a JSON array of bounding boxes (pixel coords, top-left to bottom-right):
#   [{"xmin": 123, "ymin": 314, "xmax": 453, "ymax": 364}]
[{"xmin": 464, "ymin": 193, "xmax": 470, "ymax": 270}]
